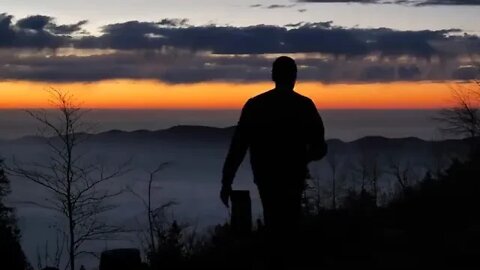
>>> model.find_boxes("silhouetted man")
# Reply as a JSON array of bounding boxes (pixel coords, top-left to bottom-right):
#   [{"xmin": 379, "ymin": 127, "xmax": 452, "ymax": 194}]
[{"xmin": 220, "ymin": 56, "xmax": 327, "ymax": 233}]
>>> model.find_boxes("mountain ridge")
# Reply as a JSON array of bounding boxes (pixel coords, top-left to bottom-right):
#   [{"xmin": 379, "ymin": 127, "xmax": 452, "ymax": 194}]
[
  {"xmin": 2, "ymin": 125, "xmax": 469, "ymax": 151},
  {"xmin": 3, "ymin": 125, "xmax": 461, "ymax": 142}
]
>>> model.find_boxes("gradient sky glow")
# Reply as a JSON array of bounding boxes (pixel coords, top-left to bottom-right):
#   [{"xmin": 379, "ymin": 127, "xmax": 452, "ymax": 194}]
[
  {"xmin": 0, "ymin": 80, "xmax": 467, "ymax": 109},
  {"xmin": 1, "ymin": 0, "xmax": 479, "ymax": 109},
  {"xmin": 3, "ymin": 3, "xmax": 480, "ymax": 269}
]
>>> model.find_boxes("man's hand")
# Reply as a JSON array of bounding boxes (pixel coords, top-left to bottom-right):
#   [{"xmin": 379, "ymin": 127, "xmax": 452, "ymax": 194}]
[{"xmin": 220, "ymin": 184, "xmax": 232, "ymax": 208}]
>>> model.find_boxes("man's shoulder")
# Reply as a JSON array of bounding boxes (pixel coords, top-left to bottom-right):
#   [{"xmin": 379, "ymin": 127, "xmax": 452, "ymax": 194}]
[
  {"xmin": 244, "ymin": 90, "xmax": 315, "ymax": 114},
  {"xmin": 244, "ymin": 89, "xmax": 275, "ymax": 108},
  {"xmin": 292, "ymin": 91, "xmax": 314, "ymax": 104},
  {"xmin": 249, "ymin": 89, "xmax": 312, "ymax": 103},
  {"xmin": 249, "ymin": 89, "xmax": 275, "ymax": 101}
]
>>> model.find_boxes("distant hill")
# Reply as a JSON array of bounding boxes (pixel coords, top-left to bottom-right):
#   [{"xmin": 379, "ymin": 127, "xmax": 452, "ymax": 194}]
[
  {"xmin": 3, "ymin": 125, "xmax": 470, "ymax": 158},
  {"xmin": 7, "ymin": 125, "xmax": 235, "ymax": 145}
]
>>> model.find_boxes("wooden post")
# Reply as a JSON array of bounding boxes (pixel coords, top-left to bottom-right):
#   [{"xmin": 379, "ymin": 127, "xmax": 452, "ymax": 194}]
[
  {"xmin": 99, "ymin": 248, "xmax": 141, "ymax": 270},
  {"xmin": 230, "ymin": 190, "xmax": 252, "ymax": 234}
]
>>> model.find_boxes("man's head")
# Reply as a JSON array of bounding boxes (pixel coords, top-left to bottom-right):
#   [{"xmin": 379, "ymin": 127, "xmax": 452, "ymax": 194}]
[{"xmin": 272, "ymin": 56, "xmax": 297, "ymax": 89}]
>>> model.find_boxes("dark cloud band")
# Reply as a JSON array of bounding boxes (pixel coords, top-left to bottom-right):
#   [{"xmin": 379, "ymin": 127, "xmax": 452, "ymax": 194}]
[
  {"xmin": 0, "ymin": 48, "xmax": 477, "ymax": 84},
  {"xmin": 76, "ymin": 21, "xmax": 467, "ymax": 59},
  {"xmin": 0, "ymin": 13, "xmax": 479, "ymax": 84},
  {"xmin": 0, "ymin": 13, "xmax": 475, "ymax": 58},
  {"xmin": 297, "ymin": 0, "xmax": 480, "ymax": 5}
]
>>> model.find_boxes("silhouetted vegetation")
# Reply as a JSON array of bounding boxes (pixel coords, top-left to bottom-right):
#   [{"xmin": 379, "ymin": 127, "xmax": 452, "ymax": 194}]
[
  {"xmin": 140, "ymin": 149, "xmax": 480, "ymax": 269},
  {"xmin": 6, "ymin": 89, "xmax": 129, "ymax": 270},
  {"xmin": 0, "ymin": 159, "xmax": 31, "ymax": 270},
  {"xmin": 7, "ymin": 145, "xmax": 479, "ymax": 269},
  {"xmin": 435, "ymin": 81, "xmax": 480, "ymax": 138}
]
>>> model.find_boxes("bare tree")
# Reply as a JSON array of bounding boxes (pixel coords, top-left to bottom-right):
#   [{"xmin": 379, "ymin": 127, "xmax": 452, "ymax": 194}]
[
  {"xmin": 36, "ymin": 230, "xmax": 65, "ymax": 270},
  {"xmin": 429, "ymin": 140, "xmax": 451, "ymax": 178},
  {"xmin": 435, "ymin": 81, "xmax": 480, "ymax": 141},
  {"xmin": 128, "ymin": 163, "xmax": 177, "ymax": 259},
  {"xmin": 353, "ymin": 153, "xmax": 369, "ymax": 193},
  {"xmin": 354, "ymin": 149, "xmax": 383, "ymax": 205},
  {"xmin": 309, "ymin": 175, "xmax": 323, "ymax": 215},
  {"xmin": 6, "ymin": 89, "xmax": 129, "ymax": 270},
  {"xmin": 327, "ymin": 152, "xmax": 339, "ymax": 210},
  {"xmin": 386, "ymin": 156, "xmax": 415, "ymax": 192},
  {"xmin": 368, "ymin": 155, "xmax": 382, "ymax": 204}
]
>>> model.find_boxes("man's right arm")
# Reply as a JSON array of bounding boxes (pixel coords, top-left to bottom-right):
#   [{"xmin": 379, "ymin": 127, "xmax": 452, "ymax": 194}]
[
  {"xmin": 222, "ymin": 100, "xmax": 252, "ymax": 186},
  {"xmin": 220, "ymin": 100, "xmax": 252, "ymax": 207}
]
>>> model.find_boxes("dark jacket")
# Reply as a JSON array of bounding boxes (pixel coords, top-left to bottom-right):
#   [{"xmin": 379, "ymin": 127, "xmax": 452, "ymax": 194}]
[{"xmin": 222, "ymin": 89, "xmax": 327, "ymax": 186}]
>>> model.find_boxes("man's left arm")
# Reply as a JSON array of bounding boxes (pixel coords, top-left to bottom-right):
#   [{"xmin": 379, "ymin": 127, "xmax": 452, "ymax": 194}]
[{"xmin": 306, "ymin": 99, "xmax": 328, "ymax": 162}]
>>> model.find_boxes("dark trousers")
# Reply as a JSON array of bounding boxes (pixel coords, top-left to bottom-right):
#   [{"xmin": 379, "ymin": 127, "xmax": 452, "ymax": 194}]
[
  {"xmin": 256, "ymin": 180, "xmax": 304, "ymax": 269},
  {"xmin": 257, "ymin": 182, "xmax": 303, "ymax": 232}
]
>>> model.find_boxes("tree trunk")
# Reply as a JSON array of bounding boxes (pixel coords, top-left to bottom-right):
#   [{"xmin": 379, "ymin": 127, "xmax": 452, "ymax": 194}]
[
  {"xmin": 332, "ymin": 170, "xmax": 336, "ymax": 210},
  {"xmin": 69, "ymin": 212, "xmax": 75, "ymax": 270}
]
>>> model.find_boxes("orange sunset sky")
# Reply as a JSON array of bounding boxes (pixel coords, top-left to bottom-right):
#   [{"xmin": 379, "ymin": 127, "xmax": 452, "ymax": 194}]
[
  {"xmin": 0, "ymin": 80, "xmax": 464, "ymax": 110},
  {"xmin": 1, "ymin": 2, "xmax": 479, "ymax": 111}
]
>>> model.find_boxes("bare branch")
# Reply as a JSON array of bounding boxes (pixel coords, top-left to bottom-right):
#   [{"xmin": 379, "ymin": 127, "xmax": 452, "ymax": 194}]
[
  {"xmin": 434, "ymin": 81, "xmax": 480, "ymax": 140},
  {"xmin": 9, "ymin": 88, "xmax": 127, "ymax": 270}
]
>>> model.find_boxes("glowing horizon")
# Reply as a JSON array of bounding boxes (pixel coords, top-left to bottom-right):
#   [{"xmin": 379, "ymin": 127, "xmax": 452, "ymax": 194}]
[{"xmin": 0, "ymin": 80, "xmax": 466, "ymax": 110}]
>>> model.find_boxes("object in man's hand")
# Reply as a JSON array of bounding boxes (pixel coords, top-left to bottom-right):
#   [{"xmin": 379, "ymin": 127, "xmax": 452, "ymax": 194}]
[
  {"xmin": 99, "ymin": 248, "xmax": 141, "ymax": 270},
  {"xmin": 230, "ymin": 190, "xmax": 252, "ymax": 234}
]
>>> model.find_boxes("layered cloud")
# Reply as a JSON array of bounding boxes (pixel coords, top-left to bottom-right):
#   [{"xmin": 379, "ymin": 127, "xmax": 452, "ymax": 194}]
[
  {"xmin": 297, "ymin": 0, "xmax": 480, "ymax": 5},
  {"xmin": 417, "ymin": 0, "xmax": 480, "ymax": 6},
  {"xmin": 298, "ymin": 0, "xmax": 377, "ymax": 3},
  {"xmin": 79, "ymin": 21, "xmax": 472, "ymax": 59},
  {"xmin": 0, "ymin": 13, "xmax": 479, "ymax": 83},
  {"xmin": 0, "ymin": 13, "xmax": 88, "ymax": 48},
  {"xmin": 250, "ymin": 4, "xmax": 297, "ymax": 9}
]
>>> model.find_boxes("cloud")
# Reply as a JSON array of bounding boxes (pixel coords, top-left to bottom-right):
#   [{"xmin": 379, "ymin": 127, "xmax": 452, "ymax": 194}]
[
  {"xmin": 1, "ymin": 47, "xmax": 478, "ymax": 84},
  {"xmin": 297, "ymin": 0, "xmax": 480, "ymax": 5},
  {"xmin": 1, "ymin": 13, "xmax": 474, "ymax": 59},
  {"xmin": 0, "ymin": 14, "xmax": 15, "ymax": 47},
  {"xmin": 249, "ymin": 4, "xmax": 297, "ymax": 9},
  {"xmin": 298, "ymin": 0, "xmax": 378, "ymax": 3},
  {"xmin": 361, "ymin": 65, "xmax": 396, "ymax": 81},
  {"xmin": 48, "ymin": 20, "xmax": 88, "ymax": 35},
  {"xmin": 158, "ymin": 18, "xmax": 189, "ymax": 27},
  {"xmin": 0, "ymin": 50, "xmax": 271, "ymax": 83},
  {"xmin": 0, "ymin": 13, "xmax": 88, "ymax": 49},
  {"xmin": 452, "ymin": 65, "xmax": 480, "ymax": 80},
  {"xmin": 416, "ymin": 0, "xmax": 480, "ymax": 5},
  {"xmin": 16, "ymin": 15, "xmax": 52, "ymax": 30},
  {"xmin": 266, "ymin": 4, "xmax": 297, "ymax": 8},
  {"xmin": 0, "ymin": 13, "xmax": 479, "ymax": 84},
  {"xmin": 75, "ymin": 20, "xmax": 467, "ymax": 59},
  {"xmin": 398, "ymin": 65, "xmax": 421, "ymax": 80}
]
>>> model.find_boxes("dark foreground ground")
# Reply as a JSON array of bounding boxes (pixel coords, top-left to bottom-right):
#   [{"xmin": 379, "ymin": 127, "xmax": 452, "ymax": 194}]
[
  {"xmin": 2, "ymin": 148, "xmax": 480, "ymax": 270},
  {"xmin": 144, "ymin": 152, "xmax": 480, "ymax": 270}
]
